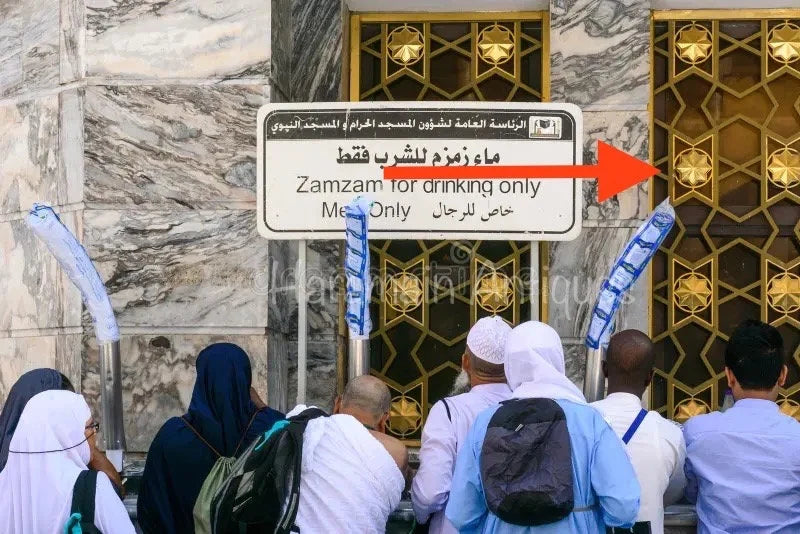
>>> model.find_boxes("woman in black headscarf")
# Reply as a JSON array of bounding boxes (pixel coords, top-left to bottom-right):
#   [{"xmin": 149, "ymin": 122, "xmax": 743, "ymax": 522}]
[
  {"xmin": 0, "ymin": 368, "xmax": 74, "ymax": 472},
  {"xmin": 137, "ymin": 342, "xmax": 284, "ymax": 534}
]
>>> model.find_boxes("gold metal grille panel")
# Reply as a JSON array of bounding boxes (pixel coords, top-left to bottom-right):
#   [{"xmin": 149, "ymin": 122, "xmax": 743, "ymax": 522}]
[
  {"xmin": 349, "ymin": 12, "xmax": 548, "ymax": 442},
  {"xmin": 652, "ymin": 13, "xmax": 800, "ymax": 421}
]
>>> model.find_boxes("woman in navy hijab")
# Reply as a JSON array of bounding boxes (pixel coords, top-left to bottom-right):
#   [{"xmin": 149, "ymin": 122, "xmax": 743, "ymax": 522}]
[
  {"xmin": 0, "ymin": 368, "xmax": 73, "ymax": 472},
  {"xmin": 137, "ymin": 343, "xmax": 284, "ymax": 534}
]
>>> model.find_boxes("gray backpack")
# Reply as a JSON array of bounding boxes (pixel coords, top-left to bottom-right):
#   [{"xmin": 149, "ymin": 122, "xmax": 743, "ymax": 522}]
[{"xmin": 480, "ymin": 398, "xmax": 574, "ymax": 526}]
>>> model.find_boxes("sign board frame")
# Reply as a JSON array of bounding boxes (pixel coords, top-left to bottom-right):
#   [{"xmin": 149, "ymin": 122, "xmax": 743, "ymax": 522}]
[{"xmin": 257, "ymin": 101, "xmax": 582, "ymax": 241}]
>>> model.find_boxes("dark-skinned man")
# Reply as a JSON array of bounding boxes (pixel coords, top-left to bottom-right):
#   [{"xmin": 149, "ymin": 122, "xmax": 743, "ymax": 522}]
[
  {"xmin": 412, "ymin": 316, "xmax": 512, "ymax": 534},
  {"xmin": 591, "ymin": 329, "xmax": 686, "ymax": 534}
]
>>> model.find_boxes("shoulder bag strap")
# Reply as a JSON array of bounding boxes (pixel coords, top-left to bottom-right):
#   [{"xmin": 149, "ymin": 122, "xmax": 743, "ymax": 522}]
[
  {"xmin": 181, "ymin": 416, "xmax": 223, "ymax": 458},
  {"xmin": 621, "ymin": 408, "xmax": 648, "ymax": 444},
  {"xmin": 233, "ymin": 411, "xmax": 260, "ymax": 457},
  {"xmin": 441, "ymin": 398, "xmax": 452, "ymax": 422},
  {"xmin": 69, "ymin": 470, "xmax": 98, "ymax": 532}
]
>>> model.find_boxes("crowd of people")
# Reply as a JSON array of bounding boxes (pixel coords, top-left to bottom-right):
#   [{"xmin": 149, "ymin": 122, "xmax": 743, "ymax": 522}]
[{"xmin": 0, "ymin": 318, "xmax": 797, "ymax": 533}]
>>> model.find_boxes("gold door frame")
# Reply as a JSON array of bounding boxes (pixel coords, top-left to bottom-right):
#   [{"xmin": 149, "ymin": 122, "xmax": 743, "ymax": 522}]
[
  {"xmin": 650, "ymin": 8, "xmax": 800, "ymax": 421},
  {"xmin": 342, "ymin": 11, "xmax": 551, "ymax": 444}
]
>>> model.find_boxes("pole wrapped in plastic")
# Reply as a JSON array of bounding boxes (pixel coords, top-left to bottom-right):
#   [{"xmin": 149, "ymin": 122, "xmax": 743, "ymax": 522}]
[
  {"xmin": 27, "ymin": 204, "xmax": 120, "ymax": 343},
  {"xmin": 344, "ymin": 197, "xmax": 372, "ymax": 380},
  {"xmin": 583, "ymin": 199, "xmax": 676, "ymax": 400},
  {"xmin": 26, "ymin": 204, "xmax": 126, "ymax": 468}
]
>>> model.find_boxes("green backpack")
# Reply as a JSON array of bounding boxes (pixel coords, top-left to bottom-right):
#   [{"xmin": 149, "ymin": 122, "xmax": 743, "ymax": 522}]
[{"xmin": 183, "ymin": 415, "xmax": 257, "ymax": 534}]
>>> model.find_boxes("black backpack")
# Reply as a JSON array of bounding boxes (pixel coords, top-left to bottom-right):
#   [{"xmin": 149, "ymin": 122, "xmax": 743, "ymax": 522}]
[
  {"xmin": 210, "ymin": 408, "xmax": 328, "ymax": 534},
  {"xmin": 65, "ymin": 470, "xmax": 102, "ymax": 534},
  {"xmin": 480, "ymin": 398, "xmax": 574, "ymax": 526}
]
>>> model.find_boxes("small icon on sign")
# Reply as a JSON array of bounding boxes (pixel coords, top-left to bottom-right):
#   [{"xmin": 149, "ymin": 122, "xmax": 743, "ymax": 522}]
[{"xmin": 529, "ymin": 116, "xmax": 562, "ymax": 139}]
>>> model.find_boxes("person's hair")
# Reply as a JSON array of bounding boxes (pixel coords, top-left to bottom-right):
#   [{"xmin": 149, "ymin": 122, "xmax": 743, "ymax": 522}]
[
  {"xmin": 340, "ymin": 375, "xmax": 392, "ymax": 419},
  {"xmin": 59, "ymin": 373, "xmax": 75, "ymax": 392},
  {"xmin": 466, "ymin": 347, "xmax": 506, "ymax": 378},
  {"xmin": 725, "ymin": 319, "xmax": 785, "ymax": 390},
  {"xmin": 606, "ymin": 330, "xmax": 655, "ymax": 386}
]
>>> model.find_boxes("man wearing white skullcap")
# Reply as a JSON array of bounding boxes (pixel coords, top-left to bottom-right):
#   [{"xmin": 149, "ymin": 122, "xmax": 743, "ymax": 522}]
[{"xmin": 412, "ymin": 316, "xmax": 513, "ymax": 534}]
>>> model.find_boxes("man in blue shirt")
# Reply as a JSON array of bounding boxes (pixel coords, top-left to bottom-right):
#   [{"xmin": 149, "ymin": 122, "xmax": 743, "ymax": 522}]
[
  {"xmin": 446, "ymin": 321, "xmax": 640, "ymax": 533},
  {"xmin": 683, "ymin": 319, "xmax": 800, "ymax": 534}
]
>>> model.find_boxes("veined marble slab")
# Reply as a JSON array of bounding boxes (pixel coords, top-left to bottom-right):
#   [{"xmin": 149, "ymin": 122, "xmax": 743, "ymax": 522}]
[
  {"xmin": 290, "ymin": 0, "xmax": 343, "ymax": 102},
  {"xmin": 85, "ymin": 0, "xmax": 270, "ymax": 79},
  {"xmin": 582, "ymin": 110, "xmax": 649, "ymax": 223},
  {"xmin": 81, "ymin": 333, "xmax": 269, "ymax": 452},
  {"xmin": 0, "ymin": 333, "xmax": 82, "ymax": 401},
  {"xmin": 0, "ymin": 212, "xmax": 83, "ymax": 332},
  {"xmin": 83, "ymin": 209, "xmax": 271, "ymax": 328},
  {"xmin": 550, "ymin": 0, "xmax": 649, "ymax": 107},
  {"xmin": 548, "ymin": 226, "xmax": 649, "ymax": 340},
  {"xmin": 0, "ymin": 0, "xmax": 60, "ymax": 97},
  {"xmin": 84, "ymin": 84, "xmax": 269, "ymax": 208},
  {"xmin": 0, "ymin": 94, "xmax": 59, "ymax": 214}
]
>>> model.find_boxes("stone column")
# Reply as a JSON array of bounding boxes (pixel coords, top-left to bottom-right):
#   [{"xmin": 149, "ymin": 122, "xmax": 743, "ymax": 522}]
[
  {"xmin": 268, "ymin": 0, "xmax": 347, "ymax": 412},
  {"xmin": 548, "ymin": 0, "xmax": 652, "ymax": 388}
]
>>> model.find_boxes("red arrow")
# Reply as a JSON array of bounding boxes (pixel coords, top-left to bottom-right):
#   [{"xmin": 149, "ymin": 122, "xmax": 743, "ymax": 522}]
[{"xmin": 383, "ymin": 140, "xmax": 659, "ymax": 203}]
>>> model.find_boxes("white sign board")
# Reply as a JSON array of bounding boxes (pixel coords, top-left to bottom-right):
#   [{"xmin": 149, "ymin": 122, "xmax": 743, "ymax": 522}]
[{"xmin": 257, "ymin": 102, "xmax": 582, "ymax": 240}]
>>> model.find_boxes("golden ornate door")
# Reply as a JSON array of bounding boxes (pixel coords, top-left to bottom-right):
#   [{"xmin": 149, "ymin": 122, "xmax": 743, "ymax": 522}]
[
  {"xmin": 348, "ymin": 12, "xmax": 549, "ymax": 443},
  {"xmin": 651, "ymin": 12, "xmax": 800, "ymax": 421}
]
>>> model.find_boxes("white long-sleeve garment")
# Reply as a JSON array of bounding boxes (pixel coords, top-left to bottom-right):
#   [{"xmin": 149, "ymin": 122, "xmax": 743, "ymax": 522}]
[
  {"xmin": 411, "ymin": 382, "xmax": 512, "ymax": 534},
  {"xmin": 294, "ymin": 412, "xmax": 404, "ymax": 534},
  {"xmin": 0, "ymin": 390, "xmax": 135, "ymax": 534},
  {"xmin": 591, "ymin": 392, "xmax": 687, "ymax": 534}
]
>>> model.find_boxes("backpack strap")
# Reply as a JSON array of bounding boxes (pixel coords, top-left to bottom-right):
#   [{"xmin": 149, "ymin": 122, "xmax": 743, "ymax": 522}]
[
  {"xmin": 621, "ymin": 409, "xmax": 648, "ymax": 445},
  {"xmin": 441, "ymin": 399, "xmax": 452, "ymax": 422},
  {"xmin": 276, "ymin": 408, "xmax": 328, "ymax": 534},
  {"xmin": 233, "ymin": 411, "xmax": 260, "ymax": 457},
  {"xmin": 67, "ymin": 470, "xmax": 98, "ymax": 534},
  {"xmin": 181, "ymin": 416, "xmax": 223, "ymax": 458}
]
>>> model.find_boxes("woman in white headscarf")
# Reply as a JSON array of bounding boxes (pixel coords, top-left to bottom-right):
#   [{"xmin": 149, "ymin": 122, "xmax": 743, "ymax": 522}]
[
  {"xmin": 446, "ymin": 321, "xmax": 641, "ymax": 534},
  {"xmin": 503, "ymin": 320, "xmax": 587, "ymax": 404},
  {"xmin": 0, "ymin": 389, "xmax": 135, "ymax": 534}
]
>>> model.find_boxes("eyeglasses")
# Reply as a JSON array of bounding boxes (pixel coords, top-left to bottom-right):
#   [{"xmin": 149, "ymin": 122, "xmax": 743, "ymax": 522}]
[{"xmin": 85, "ymin": 422, "xmax": 100, "ymax": 433}]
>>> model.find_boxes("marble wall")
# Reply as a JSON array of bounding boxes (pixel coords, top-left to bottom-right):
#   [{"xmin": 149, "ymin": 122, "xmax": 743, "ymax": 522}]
[
  {"xmin": 0, "ymin": 0, "xmax": 656, "ymax": 450},
  {"xmin": 0, "ymin": 0, "xmax": 275, "ymax": 453},
  {"xmin": 549, "ymin": 0, "xmax": 652, "ymax": 390}
]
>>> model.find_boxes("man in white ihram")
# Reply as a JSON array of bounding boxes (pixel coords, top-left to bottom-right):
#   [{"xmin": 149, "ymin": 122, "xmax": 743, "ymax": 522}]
[
  {"xmin": 412, "ymin": 315, "xmax": 513, "ymax": 534},
  {"xmin": 289, "ymin": 375, "xmax": 408, "ymax": 534}
]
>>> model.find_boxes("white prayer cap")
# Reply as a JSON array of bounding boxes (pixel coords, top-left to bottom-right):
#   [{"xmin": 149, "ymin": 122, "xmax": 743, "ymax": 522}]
[{"xmin": 466, "ymin": 316, "xmax": 512, "ymax": 364}]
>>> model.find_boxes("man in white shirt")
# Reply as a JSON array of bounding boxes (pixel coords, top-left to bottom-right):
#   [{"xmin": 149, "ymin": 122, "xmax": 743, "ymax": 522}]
[
  {"xmin": 412, "ymin": 316, "xmax": 513, "ymax": 534},
  {"xmin": 591, "ymin": 330, "xmax": 686, "ymax": 534}
]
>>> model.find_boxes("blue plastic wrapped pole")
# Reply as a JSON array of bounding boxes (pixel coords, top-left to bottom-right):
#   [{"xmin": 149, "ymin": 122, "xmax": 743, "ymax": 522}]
[
  {"xmin": 583, "ymin": 199, "xmax": 676, "ymax": 400},
  {"xmin": 345, "ymin": 197, "xmax": 372, "ymax": 380}
]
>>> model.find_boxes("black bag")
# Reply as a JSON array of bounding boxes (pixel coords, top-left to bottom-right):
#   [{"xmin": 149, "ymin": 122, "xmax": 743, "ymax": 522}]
[
  {"xmin": 210, "ymin": 408, "xmax": 328, "ymax": 534},
  {"xmin": 480, "ymin": 398, "xmax": 574, "ymax": 526},
  {"xmin": 65, "ymin": 470, "xmax": 102, "ymax": 534}
]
